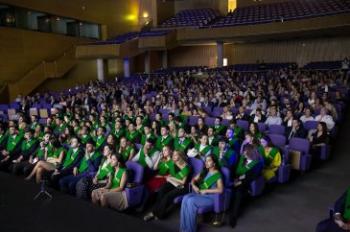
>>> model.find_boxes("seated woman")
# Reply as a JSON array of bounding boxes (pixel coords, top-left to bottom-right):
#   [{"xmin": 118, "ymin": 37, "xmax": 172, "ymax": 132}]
[
  {"xmin": 180, "ymin": 155, "xmax": 223, "ymax": 232},
  {"xmin": 260, "ymin": 138, "xmax": 282, "ymax": 181},
  {"xmin": 25, "ymin": 134, "xmax": 65, "ymax": 183},
  {"xmin": 145, "ymin": 145, "xmax": 172, "ymax": 194},
  {"xmin": 229, "ymin": 144, "xmax": 264, "ymax": 228},
  {"xmin": 75, "ymin": 144, "xmax": 114, "ymax": 199},
  {"xmin": 316, "ymin": 186, "xmax": 350, "ymax": 232},
  {"xmin": 91, "ymin": 153, "xmax": 128, "ymax": 211},
  {"xmin": 308, "ymin": 122, "xmax": 329, "ymax": 158},
  {"xmin": 248, "ymin": 122, "xmax": 264, "ymax": 140},
  {"xmin": 187, "ymin": 135, "xmax": 211, "ymax": 159},
  {"xmin": 116, "ymin": 137, "xmax": 136, "ymax": 162},
  {"xmin": 49, "ymin": 137, "xmax": 84, "ymax": 188},
  {"xmin": 144, "ymin": 150, "xmax": 190, "ymax": 221}
]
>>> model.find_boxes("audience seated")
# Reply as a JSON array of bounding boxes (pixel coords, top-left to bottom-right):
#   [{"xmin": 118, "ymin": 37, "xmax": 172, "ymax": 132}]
[{"xmin": 0, "ymin": 63, "xmax": 347, "ymax": 232}]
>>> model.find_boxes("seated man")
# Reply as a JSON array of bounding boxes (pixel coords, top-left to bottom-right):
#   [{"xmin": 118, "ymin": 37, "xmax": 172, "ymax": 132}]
[
  {"xmin": 213, "ymin": 117, "xmax": 226, "ymax": 136},
  {"xmin": 265, "ymin": 106, "xmax": 282, "ymax": 126},
  {"xmin": 0, "ymin": 125, "xmax": 23, "ymax": 171},
  {"xmin": 212, "ymin": 138, "xmax": 237, "ymax": 168},
  {"xmin": 316, "ymin": 186, "xmax": 350, "ymax": 231},
  {"xmin": 132, "ymin": 139, "xmax": 160, "ymax": 169},
  {"xmin": 50, "ymin": 137, "xmax": 84, "ymax": 188},
  {"xmin": 0, "ymin": 125, "xmax": 8, "ymax": 151},
  {"xmin": 10, "ymin": 129, "xmax": 39, "ymax": 175},
  {"xmin": 315, "ymin": 107, "xmax": 335, "ymax": 131},
  {"xmin": 59, "ymin": 140, "xmax": 102, "ymax": 195},
  {"xmin": 187, "ymin": 135, "xmax": 211, "ymax": 159},
  {"xmin": 207, "ymin": 127, "xmax": 219, "ymax": 147},
  {"xmin": 285, "ymin": 119, "xmax": 307, "ymax": 141},
  {"xmin": 173, "ymin": 127, "xmax": 192, "ymax": 153},
  {"xmin": 155, "ymin": 126, "xmax": 173, "ymax": 151}
]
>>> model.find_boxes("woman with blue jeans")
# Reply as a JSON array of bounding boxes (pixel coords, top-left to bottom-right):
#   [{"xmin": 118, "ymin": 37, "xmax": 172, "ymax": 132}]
[{"xmin": 180, "ymin": 155, "xmax": 224, "ymax": 232}]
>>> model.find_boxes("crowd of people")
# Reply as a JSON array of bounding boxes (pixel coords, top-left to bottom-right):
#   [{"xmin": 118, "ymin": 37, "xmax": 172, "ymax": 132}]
[{"xmin": 0, "ymin": 66, "xmax": 349, "ymax": 232}]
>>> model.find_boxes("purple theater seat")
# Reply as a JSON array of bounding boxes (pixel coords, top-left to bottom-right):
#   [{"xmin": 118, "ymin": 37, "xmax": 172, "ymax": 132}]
[
  {"xmin": 320, "ymin": 144, "xmax": 330, "ymax": 160},
  {"xmin": 202, "ymin": 106, "xmax": 212, "ymax": 115},
  {"xmin": 174, "ymin": 158, "xmax": 204, "ymax": 204},
  {"xmin": 188, "ymin": 116, "xmax": 199, "ymax": 126},
  {"xmin": 287, "ymin": 138, "xmax": 312, "ymax": 171},
  {"xmin": 125, "ymin": 161, "xmax": 145, "ymax": 208},
  {"xmin": 237, "ymin": 120, "xmax": 249, "ymax": 131},
  {"xmin": 211, "ymin": 107, "xmax": 223, "ymax": 117},
  {"xmin": 258, "ymin": 123, "xmax": 267, "ymax": 133},
  {"xmin": 249, "ymin": 175, "xmax": 265, "ymax": 197},
  {"xmin": 198, "ymin": 167, "xmax": 232, "ymax": 214},
  {"xmin": 268, "ymin": 124, "xmax": 285, "ymax": 135},
  {"xmin": 205, "ymin": 117, "xmax": 215, "ymax": 126},
  {"xmin": 303, "ymin": 120, "xmax": 318, "ymax": 131}
]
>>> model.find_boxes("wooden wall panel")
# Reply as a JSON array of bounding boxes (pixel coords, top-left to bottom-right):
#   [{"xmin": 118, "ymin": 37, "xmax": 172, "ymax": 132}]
[
  {"xmin": 175, "ymin": 0, "xmax": 228, "ymax": 15},
  {"xmin": 0, "ymin": 27, "xmax": 85, "ymax": 82},
  {"xmin": 168, "ymin": 45, "xmax": 217, "ymax": 67},
  {"xmin": 237, "ymin": 0, "xmax": 290, "ymax": 8},
  {"xmin": 36, "ymin": 60, "xmax": 98, "ymax": 92},
  {"xmin": 226, "ymin": 37, "xmax": 350, "ymax": 66}
]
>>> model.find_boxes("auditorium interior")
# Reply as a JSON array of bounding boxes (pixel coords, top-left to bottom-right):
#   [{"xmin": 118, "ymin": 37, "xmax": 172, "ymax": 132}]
[{"xmin": 0, "ymin": 0, "xmax": 349, "ymax": 232}]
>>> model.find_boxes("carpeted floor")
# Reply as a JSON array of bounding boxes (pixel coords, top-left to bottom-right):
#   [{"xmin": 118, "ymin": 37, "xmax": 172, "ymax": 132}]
[{"xmin": 1, "ymin": 109, "xmax": 350, "ymax": 232}]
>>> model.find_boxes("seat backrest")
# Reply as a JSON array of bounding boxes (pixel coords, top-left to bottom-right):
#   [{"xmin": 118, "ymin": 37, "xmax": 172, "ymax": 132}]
[
  {"xmin": 268, "ymin": 124, "xmax": 285, "ymax": 135},
  {"xmin": 220, "ymin": 167, "xmax": 231, "ymax": 187},
  {"xmin": 125, "ymin": 161, "xmax": 144, "ymax": 184},
  {"xmin": 188, "ymin": 116, "xmax": 199, "ymax": 126},
  {"xmin": 205, "ymin": 117, "xmax": 215, "ymax": 126},
  {"xmin": 303, "ymin": 120, "xmax": 318, "ymax": 131},
  {"xmin": 237, "ymin": 120, "xmax": 249, "ymax": 131},
  {"xmin": 258, "ymin": 122, "xmax": 267, "ymax": 132},
  {"xmin": 268, "ymin": 134, "xmax": 286, "ymax": 149},
  {"xmin": 288, "ymin": 138, "xmax": 310, "ymax": 154},
  {"xmin": 188, "ymin": 157, "xmax": 204, "ymax": 177}
]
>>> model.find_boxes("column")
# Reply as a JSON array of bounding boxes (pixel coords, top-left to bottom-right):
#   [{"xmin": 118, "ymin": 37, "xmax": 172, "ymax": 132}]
[
  {"xmin": 162, "ymin": 50, "xmax": 168, "ymax": 69},
  {"xmin": 144, "ymin": 51, "xmax": 151, "ymax": 74},
  {"xmin": 123, "ymin": 58, "xmax": 130, "ymax": 78},
  {"xmin": 217, "ymin": 41, "xmax": 224, "ymax": 68},
  {"xmin": 96, "ymin": 58, "xmax": 106, "ymax": 82}
]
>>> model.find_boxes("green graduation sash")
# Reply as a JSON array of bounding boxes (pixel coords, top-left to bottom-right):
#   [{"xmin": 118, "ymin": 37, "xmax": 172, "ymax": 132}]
[
  {"xmin": 21, "ymin": 139, "xmax": 37, "ymax": 152},
  {"xmin": 199, "ymin": 172, "xmax": 222, "ymax": 190},
  {"xmin": 62, "ymin": 148, "xmax": 80, "ymax": 169},
  {"xmin": 0, "ymin": 134, "xmax": 6, "ymax": 144},
  {"xmin": 137, "ymin": 148, "xmax": 156, "ymax": 167},
  {"xmin": 174, "ymin": 137, "xmax": 191, "ymax": 152},
  {"xmin": 96, "ymin": 159, "xmax": 113, "ymax": 180},
  {"xmin": 169, "ymin": 162, "xmax": 190, "ymax": 180},
  {"xmin": 113, "ymin": 128, "xmax": 125, "ymax": 141},
  {"xmin": 78, "ymin": 151, "xmax": 101, "ymax": 174},
  {"xmin": 111, "ymin": 167, "xmax": 126, "ymax": 189},
  {"xmin": 120, "ymin": 146, "xmax": 134, "ymax": 161},
  {"xmin": 263, "ymin": 147, "xmax": 279, "ymax": 166},
  {"xmin": 235, "ymin": 156, "xmax": 258, "ymax": 176},
  {"xmin": 344, "ymin": 187, "xmax": 350, "ymax": 221},
  {"xmin": 50, "ymin": 147, "xmax": 64, "ymax": 159},
  {"xmin": 126, "ymin": 131, "xmax": 139, "ymax": 143},
  {"xmin": 214, "ymin": 125, "xmax": 226, "ymax": 135},
  {"xmin": 80, "ymin": 134, "xmax": 91, "ymax": 144},
  {"xmin": 95, "ymin": 136, "xmax": 105, "ymax": 149},
  {"xmin": 195, "ymin": 144, "xmax": 211, "ymax": 156},
  {"xmin": 212, "ymin": 147, "xmax": 233, "ymax": 166},
  {"xmin": 6, "ymin": 135, "xmax": 22, "ymax": 153},
  {"xmin": 158, "ymin": 160, "xmax": 170, "ymax": 176},
  {"xmin": 156, "ymin": 135, "xmax": 172, "ymax": 150},
  {"xmin": 141, "ymin": 133, "xmax": 156, "ymax": 145}
]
